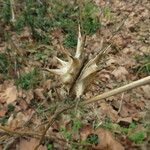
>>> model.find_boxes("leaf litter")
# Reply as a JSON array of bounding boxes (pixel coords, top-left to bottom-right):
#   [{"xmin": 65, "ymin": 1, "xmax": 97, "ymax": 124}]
[{"xmin": 0, "ymin": 0, "xmax": 150, "ymax": 149}]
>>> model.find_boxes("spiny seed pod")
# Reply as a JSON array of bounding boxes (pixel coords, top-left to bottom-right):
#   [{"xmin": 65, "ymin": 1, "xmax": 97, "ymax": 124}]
[
  {"xmin": 46, "ymin": 26, "xmax": 84, "ymax": 92},
  {"xmin": 46, "ymin": 26, "xmax": 105, "ymax": 98}
]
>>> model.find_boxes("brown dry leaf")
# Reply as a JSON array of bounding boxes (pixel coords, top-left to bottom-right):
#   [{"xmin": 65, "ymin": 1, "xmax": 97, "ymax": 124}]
[
  {"xmin": 19, "ymin": 99, "xmax": 28, "ymax": 110},
  {"xmin": 7, "ymin": 110, "xmax": 34, "ymax": 129},
  {"xmin": 19, "ymin": 138, "xmax": 47, "ymax": 150},
  {"xmin": 106, "ymin": 58, "xmax": 117, "ymax": 66},
  {"xmin": 25, "ymin": 90, "xmax": 34, "ymax": 103},
  {"xmin": 100, "ymin": 103, "xmax": 119, "ymax": 122},
  {"xmin": 80, "ymin": 125, "xmax": 93, "ymax": 141},
  {"xmin": 116, "ymin": 54, "xmax": 136, "ymax": 68},
  {"xmin": 20, "ymin": 27, "xmax": 32, "ymax": 41},
  {"xmin": 112, "ymin": 34, "xmax": 128, "ymax": 49},
  {"xmin": 34, "ymin": 88, "xmax": 46, "ymax": 100},
  {"xmin": 80, "ymin": 125, "xmax": 124, "ymax": 150},
  {"xmin": 93, "ymin": 128, "xmax": 124, "ymax": 150},
  {"xmin": 0, "ymin": 85, "xmax": 18, "ymax": 104},
  {"xmin": 42, "ymin": 79, "xmax": 51, "ymax": 90},
  {"xmin": 119, "ymin": 105, "xmax": 130, "ymax": 118},
  {"xmin": 0, "ymin": 106, "xmax": 7, "ymax": 117},
  {"xmin": 141, "ymin": 85, "xmax": 150, "ymax": 99},
  {"xmin": 132, "ymin": 112, "xmax": 146, "ymax": 121},
  {"xmin": 112, "ymin": 66, "xmax": 129, "ymax": 81}
]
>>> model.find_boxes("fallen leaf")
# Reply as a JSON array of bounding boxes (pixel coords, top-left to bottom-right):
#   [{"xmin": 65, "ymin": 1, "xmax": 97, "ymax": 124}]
[
  {"xmin": 0, "ymin": 106, "xmax": 7, "ymax": 117},
  {"xmin": 25, "ymin": 90, "xmax": 34, "ymax": 103},
  {"xmin": 7, "ymin": 110, "xmax": 34, "ymax": 129},
  {"xmin": 0, "ymin": 86, "xmax": 18, "ymax": 104},
  {"xmin": 141, "ymin": 85, "xmax": 150, "ymax": 99},
  {"xmin": 112, "ymin": 66, "xmax": 129, "ymax": 81},
  {"xmin": 19, "ymin": 138, "xmax": 47, "ymax": 150},
  {"xmin": 93, "ymin": 128, "xmax": 124, "ymax": 150},
  {"xmin": 34, "ymin": 88, "xmax": 46, "ymax": 100},
  {"xmin": 106, "ymin": 58, "xmax": 117, "ymax": 66},
  {"xmin": 80, "ymin": 125, "xmax": 124, "ymax": 150},
  {"xmin": 42, "ymin": 79, "xmax": 51, "ymax": 90},
  {"xmin": 100, "ymin": 103, "xmax": 119, "ymax": 122},
  {"xmin": 19, "ymin": 99, "xmax": 28, "ymax": 110}
]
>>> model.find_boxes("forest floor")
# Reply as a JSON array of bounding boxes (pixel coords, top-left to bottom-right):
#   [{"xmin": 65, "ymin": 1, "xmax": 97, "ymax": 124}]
[{"xmin": 0, "ymin": 0, "xmax": 150, "ymax": 150}]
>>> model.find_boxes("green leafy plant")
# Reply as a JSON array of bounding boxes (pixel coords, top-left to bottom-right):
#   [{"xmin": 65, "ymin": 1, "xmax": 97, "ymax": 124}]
[
  {"xmin": 72, "ymin": 118, "xmax": 82, "ymax": 132},
  {"xmin": 64, "ymin": 32, "xmax": 77, "ymax": 48},
  {"xmin": 135, "ymin": 55, "xmax": 150, "ymax": 74},
  {"xmin": 60, "ymin": 126, "xmax": 72, "ymax": 141},
  {"xmin": 0, "ymin": 53, "xmax": 9, "ymax": 74},
  {"xmin": 128, "ymin": 131, "xmax": 145, "ymax": 144},
  {"xmin": 0, "ymin": 116, "xmax": 9, "ymax": 126},
  {"xmin": 1, "ymin": 0, "xmax": 100, "ymax": 46},
  {"xmin": 7, "ymin": 104, "xmax": 15, "ymax": 113},
  {"xmin": 0, "ymin": 0, "xmax": 11, "ymax": 23},
  {"xmin": 60, "ymin": 118, "xmax": 82, "ymax": 142},
  {"xmin": 47, "ymin": 144, "xmax": 53, "ymax": 150},
  {"xmin": 82, "ymin": 0, "xmax": 100, "ymax": 34},
  {"xmin": 101, "ymin": 119, "xmax": 137, "ymax": 134},
  {"xmin": 103, "ymin": 6, "xmax": 111, "ymax": 17},
  {"xmin": 86, "ymin": 133, "xmax": 99, "ymax": 145},
  {"xmin": 16, "ymin": 69, "xmax": 39, "ymax": 90},
  {"xmin": 48, "ymin": 0, "xmax": 100, "ymax": 48}
]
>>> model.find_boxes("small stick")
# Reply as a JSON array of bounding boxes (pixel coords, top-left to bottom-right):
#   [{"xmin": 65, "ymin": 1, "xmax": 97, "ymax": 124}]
[
  {"xmin": 83, "ymin": 76, "xmax": 150, "ymax": 105},
  {"xmin": 118, "ymin": 93, "xmax": 124, "ymax": 114},
  {"xmin": 10, "ymin": 0, "xmax": 16, "ymax": 23}
]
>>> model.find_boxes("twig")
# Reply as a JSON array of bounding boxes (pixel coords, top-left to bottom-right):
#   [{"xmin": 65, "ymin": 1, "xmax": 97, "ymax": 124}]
[
  {"xmin": 118, "ymin": 93, "xmax": 124, "ymax": 114},
  {"xmin": 3, "ymin": 137, "xmax": 19, "ymax": 150},
  {"xmin": 34, "ymin": 105, "xmax": 73, "ymax": 150},
  {"xmin": 10, "ymin": 0, "xmax": 16, "ymax": 23},
  {"xmin": 83, "ymin": 76, "xmax": 150, "ymax": 105}
]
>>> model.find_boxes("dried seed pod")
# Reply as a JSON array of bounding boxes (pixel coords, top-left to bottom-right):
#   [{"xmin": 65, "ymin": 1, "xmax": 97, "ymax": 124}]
[
  {"xmin": 46, "ymin": 25, "xmax": 107, "ymax": 98},
  {"xmin": 46, "ymin": 26, "xmax": 84, "ymax": 92}
]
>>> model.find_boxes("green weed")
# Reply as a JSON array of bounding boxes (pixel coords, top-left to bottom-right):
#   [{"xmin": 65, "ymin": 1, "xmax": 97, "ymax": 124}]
[
  {"xmin": 103, "ymin": 6, "xmax": 111, "ymax": 18},
  {"xmin": 86, "ymin": 133, "xmax": 99, "ymax": 145},
  {"xmin": 60, "ymin": 126, "xmax": 73, "ymax": 141},
  {"xmin": 7, "ymin": 104, "xmax": 15, "ymax": 113},
  {"xmin": 0, "ymin": 53, "xmax": 9, "ymax": 74},
  {"xmin": 1, "ymin": 0, "xmax": 101, "ymax": 45},
  {"xmin": 49, "ymin": 0, "xmax": 100, "ymax": 48},
  {"xmin": 0, "ymin": 116, "xmax": 9, "ymax": 126},
  {"xmin": 0, "ymin": 0, "xmax": 11, "ymax": 23},
  {"xmin": 47, "ymin": 144, "xmax": 53, "ymax": 150},
  {"xmin": 101, "ymin": 119, "xmax": 137, "ymax": 134},
  {"xmin": 135, "ymin": 55, "xmax": 150, "ymax": 74},
  {"xmin": 16, "ymin": 69, "xmax": 39, "ymax": 90},
  {"xmin": 128, "ymin": 131, "xmax": 145, "ymax": 144},
  {"xmin": 64, "ymin": 32, "xmax": 77, "ymax": 48},
  {"xmin": 82, "ymin": 0, "xmax": 100, "ymax": 34},
  {"xmin": 60, "ymin": 118, "xmax": 82, "ymax": 141}
]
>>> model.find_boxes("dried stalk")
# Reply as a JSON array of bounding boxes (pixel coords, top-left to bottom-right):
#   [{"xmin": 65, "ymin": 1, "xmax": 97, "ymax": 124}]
[
  {"xmin": 83, "ymin": 76, "xmax": 150, "ymax": 105},
  {"xmin": 10, "ymin": 0, "xmax": 16, "ymax": 23}
]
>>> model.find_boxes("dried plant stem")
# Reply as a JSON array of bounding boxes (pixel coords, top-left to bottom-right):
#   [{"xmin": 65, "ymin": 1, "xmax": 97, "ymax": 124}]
[
  {"xmin": 34, "ymin": 106, "xmax": 72, "ymax": 150},
  {"xmin": 83, "ymin": 76, "xmax": 150, "ymax": 105},
  {"xmin": 10, "ymin": 0, "xmax": 16, "ymax": 23}
]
